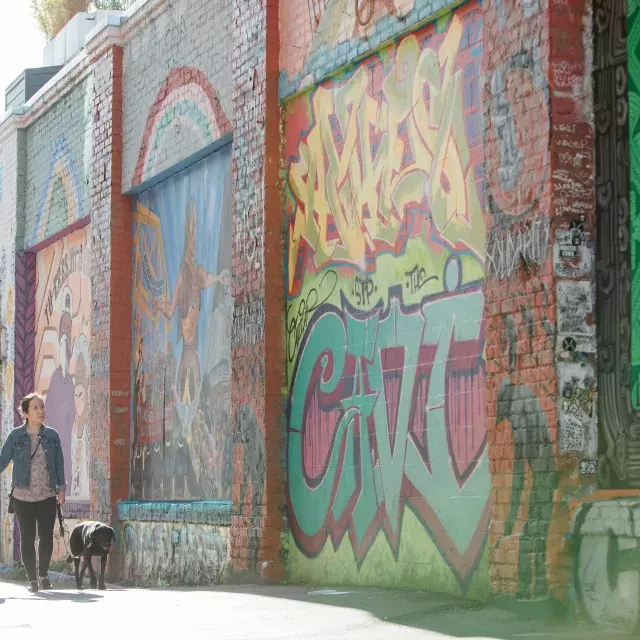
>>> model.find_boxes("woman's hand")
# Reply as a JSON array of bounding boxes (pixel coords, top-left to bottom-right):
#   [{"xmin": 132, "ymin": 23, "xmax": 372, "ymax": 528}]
[{"xmin": 57, "ymin": 491, "xmax": 65, "ymax": 506}]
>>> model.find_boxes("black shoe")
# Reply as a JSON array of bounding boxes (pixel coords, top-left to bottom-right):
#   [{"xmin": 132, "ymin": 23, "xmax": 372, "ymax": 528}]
[
  {"xmin": 27, "ymin": 581, "xmax": 38, "ymax": 593},
  {"xmin": 40, "ymin": 577, "xmax": 52, "ymax": 590}
]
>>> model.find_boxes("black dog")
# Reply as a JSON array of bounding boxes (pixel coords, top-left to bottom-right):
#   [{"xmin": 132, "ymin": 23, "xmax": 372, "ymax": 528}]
[{"xmin": 66, "ymin": 522, "xmax": 115, "ymax": 590}]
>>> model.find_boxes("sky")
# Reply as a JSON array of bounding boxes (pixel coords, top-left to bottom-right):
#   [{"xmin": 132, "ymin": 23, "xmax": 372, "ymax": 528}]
[{"xmin": 0, "ymin": 3, "xmax": 46, "ymax": 112}]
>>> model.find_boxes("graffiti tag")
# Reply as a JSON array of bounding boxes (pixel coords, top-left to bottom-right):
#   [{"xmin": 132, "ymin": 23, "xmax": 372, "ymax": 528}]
[{"xmin": 287, "ymin": 280, "xmax": 489, "ymax": 583}]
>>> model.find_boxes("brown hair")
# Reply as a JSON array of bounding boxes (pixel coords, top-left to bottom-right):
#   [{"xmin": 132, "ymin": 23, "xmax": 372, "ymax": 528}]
[{"xmin": 20, "ymin": 393, "xmax": 43, "ymax": 415}]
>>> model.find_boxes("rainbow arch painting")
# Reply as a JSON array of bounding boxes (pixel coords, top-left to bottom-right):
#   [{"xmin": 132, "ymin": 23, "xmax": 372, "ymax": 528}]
[
  {"xmin": 31, "ymin": 138, "xmax": 84, "ymax": 247},
  {"xmin": 133, "ymin": 67, "xmax": 232, "ymax": 187}
]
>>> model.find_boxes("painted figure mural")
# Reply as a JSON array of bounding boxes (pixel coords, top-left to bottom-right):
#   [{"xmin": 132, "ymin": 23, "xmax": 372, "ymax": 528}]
[
  {"xmin": 34, "ymin": 227, "xmax": 92, "ymax": 503},
  {"xmin": 131, "ymin": 146, "xmax": 233, "ymax": 500},
  {"xmin": 284, "ymin": 4, "xmax": 489, "ymax": 596}
]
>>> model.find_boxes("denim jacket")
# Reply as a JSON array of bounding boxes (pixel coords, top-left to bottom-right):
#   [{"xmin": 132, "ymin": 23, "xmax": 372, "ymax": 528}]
[{"xmin": 0, "ymin": 424, "xmax": 66, "ymax": 492}]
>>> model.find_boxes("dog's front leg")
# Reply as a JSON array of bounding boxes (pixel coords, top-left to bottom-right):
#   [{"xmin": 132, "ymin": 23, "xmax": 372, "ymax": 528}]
[
  {"xmin": 74, "ymin": 557, "xmax": 82, "ymax": 590},
  {"xmin": 85, "ymin": 552, "xmax": 98, "ymax": 589},
  {"xmin": 99, "ymin": 553, "xmax": 107, "ymax": 590}
]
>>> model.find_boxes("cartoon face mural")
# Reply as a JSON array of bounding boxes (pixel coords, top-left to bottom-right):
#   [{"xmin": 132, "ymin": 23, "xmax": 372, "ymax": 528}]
[
  {"xmin": 131, "ymin": 145, "xmax": 233, "ymax": 501},
  {"xmin": 34, "ymin": 227, "xmax": 91, "ymax": 503},
  {"xmin": 284, "ymin": 4, "xmax": 489, "ymax": 595}
]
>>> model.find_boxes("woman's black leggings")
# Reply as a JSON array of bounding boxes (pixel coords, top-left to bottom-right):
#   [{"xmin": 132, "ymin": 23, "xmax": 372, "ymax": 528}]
[{"xmin": 13, "ymin": 497, "xmax": 57, "ymax": 582}]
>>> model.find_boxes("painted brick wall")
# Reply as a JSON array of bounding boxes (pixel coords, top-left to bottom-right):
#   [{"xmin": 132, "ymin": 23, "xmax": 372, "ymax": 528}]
[
  {"xmin": 282, "ymin": 1, "xmax": 489, "ymax": 597},
  {"xmin": 0, "ymin": 126, "xmax": 21, "ymax": 565},
  {"xmin": 230, "ymin": 0, "xmax": 285, "ymax": 581},
  {"xmin": 278, "ymin": 0, "xmax": 468, "ymax": 98},
  {"xmin": 122, "ymin": 0, "xmax": 234, "ymax": 190},
  {"xmin": 483, "ymin": 0, "xmax": 595, "ymax": 604},
  {"xmin": 23, "ymin": 79, "xmax": 92, "ymax": 250}
]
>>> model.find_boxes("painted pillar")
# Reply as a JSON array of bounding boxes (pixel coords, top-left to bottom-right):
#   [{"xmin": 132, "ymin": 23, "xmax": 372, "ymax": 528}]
[
  {"xmin": 484, "ymin": 0, "xmax": 596, "ymax": 603},
  {"xmin": 230, "ymin": 0, "xmax": 285, "ymax": 580}
]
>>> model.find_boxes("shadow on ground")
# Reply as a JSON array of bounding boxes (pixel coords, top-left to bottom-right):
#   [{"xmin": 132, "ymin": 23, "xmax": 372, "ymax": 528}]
[
  {"xmin": 141, "ymin": 584, "xmax": 633, "ymax": 640},
  {"xmin": 0, "ymin": 590, "xmax": 102, "ymax": 604}
]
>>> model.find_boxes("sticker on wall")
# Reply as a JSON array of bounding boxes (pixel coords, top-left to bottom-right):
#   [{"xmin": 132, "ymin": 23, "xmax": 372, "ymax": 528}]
[
  {"xmin": 131, "ymin": 145, "xmax": 233, "ymax": 501},
  {"xmin": 34, "ymin": 226, "xmax": 91, "ymax": 503},
  {"xmin": 557, "ymin": 360, "xmax": 597, "ymax": 457},
  {"xmin": 554, "ymin": 219, "xmax": 594, "ymax": 277},
  {"xmin": 556, "ymin": 280, "xmax": 595, "ymax": 354}
]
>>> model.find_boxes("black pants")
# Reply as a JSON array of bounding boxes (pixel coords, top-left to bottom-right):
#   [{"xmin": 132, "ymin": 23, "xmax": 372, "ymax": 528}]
[{"xmin": 14, "ymin": 497, "xmax": 57, "ymax": 582}]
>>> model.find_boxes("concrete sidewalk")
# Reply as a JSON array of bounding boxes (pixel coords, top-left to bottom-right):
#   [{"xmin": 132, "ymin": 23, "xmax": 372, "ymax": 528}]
[{"xmin": 0, "ymin": 578, "xmax": 635, "ymax": 639}]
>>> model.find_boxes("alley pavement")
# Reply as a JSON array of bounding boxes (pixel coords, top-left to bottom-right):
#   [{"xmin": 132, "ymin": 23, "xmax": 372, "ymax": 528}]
[{"xmin": 0, "ymin": 579, "xmax": 635, "ymax": 639}]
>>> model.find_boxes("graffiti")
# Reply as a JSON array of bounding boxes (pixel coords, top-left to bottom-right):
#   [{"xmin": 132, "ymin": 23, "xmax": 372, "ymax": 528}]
[
  {"xmin": 596, "ymin": 0, "xmax": 640, "ymax": 486},
  {"xmin": 285, "ymin": 9, "xmax": 484, "ymax": 294},
  {"xmin": 286, "ymin": 270, "xmax": 337, "ymax": 364},
  {"xmin": 132, "ymin": 145, "xmax": 233, "ymax": 500},
  {"xmin": 232, "ymin": 299, "xmax": 264, "ymax": 345},
  {"xmin": 487, "ymin": 47, "xmax": 549, "ymax": 221},
  {"xmin": 234, "ymin": 405, "xmax": 266, "ymax": 571},
  {"xmin": 574, "ymin": 499, "xmax": 640, "ymax": 633},
  {"xmin": 352, "ymin": 275, "xmax": 376, "ymax": 306},
  {"xmin": 494, "ymin": 380, "xmax": 557, "ymax": 598},
  {"xmin": 284, "ymin": 4, "xmax": 488, "ymax": 595},
  {"xmin": 281, "ymin": 0, "xmax": 423, "ymax": 95},
  {"xmin": 287, "ymin": 257, "xmax": 490, "ymax": 588},
  {"xmin": 34, "ymin": 227, "xmax": 91, "ymax": 503},
  {"xmin": 403, "ymin": 265, "xmax": 437, "ymax": 296},
  {"xmin": 121, "ymin": 520, "xmax": 229, "ymax": 585},
  {"xmin": 486, "ymin": 216, "xmax": 550, "ymax": 279}
]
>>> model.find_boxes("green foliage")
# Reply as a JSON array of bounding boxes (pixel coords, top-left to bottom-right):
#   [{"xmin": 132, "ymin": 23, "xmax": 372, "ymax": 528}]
[
  {"xmin": 30, "ymin": 0, "xmax": 91, "ymax": 41},
  {"xmin": 92, "ymin": 0, "xmax": 135, "ymax": 9}
]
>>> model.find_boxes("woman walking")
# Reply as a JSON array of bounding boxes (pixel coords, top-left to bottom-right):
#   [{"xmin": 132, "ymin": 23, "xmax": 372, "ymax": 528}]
[{"xmin": 0, "ymin": 393, "xmax": 66, "ymax": 592}]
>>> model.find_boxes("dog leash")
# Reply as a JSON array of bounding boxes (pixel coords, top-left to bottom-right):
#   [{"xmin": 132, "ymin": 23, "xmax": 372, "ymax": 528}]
[{"xmin": 56, "ymin": 503, "xmax": 79, "ymax": 560}]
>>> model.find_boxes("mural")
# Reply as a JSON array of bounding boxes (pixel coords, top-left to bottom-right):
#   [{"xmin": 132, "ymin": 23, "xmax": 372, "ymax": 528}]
[
  {"xmin": 31, "ymin": 139, "xmax": 85, "ymax": 247},
  {"xmin": 573, "ymin": 497, "xmax": 640, "ymax": 633},
  {"xmin": 121, "ymin": 520, "xmax": 229, "ymax": 586},
  {"xmin": 596, "ymin": 0, "xmax": 640, "ymax": 487},
  {"xmin": 284, "ymin": 4, "xmax": 489, "ymax": 595},
  {"xmin": 132, "ymin": 68, "xmax": 232, "ymax": 189},
  {"xmin": 131, "ymin": 145, "xmax": 233, "ymax": 501},
  {"xmin": 630, "ymin": 0, "xmax": 640, "ymax": 416},
  {"xmin": 34, "ymin": 227, "xmax": 92, "ymax": 504},
  {"xmin": 279, "ymin": 0, "xmax": 449, "ymax": 97}
]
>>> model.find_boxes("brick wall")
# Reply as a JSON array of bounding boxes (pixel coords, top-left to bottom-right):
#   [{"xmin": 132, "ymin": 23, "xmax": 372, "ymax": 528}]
[
  {"xmin": 230, "ymin": 0, "xmax": 285, "ymax": 581},
  {"xmin": 121, "ymin": 0, "xmax": 234, "ymax": 190},
  {"xmin": 87, "ymin": 39, "xmax": 133, "ymax": 579},
  {"xmin": 483, "ymin": 0, "xmax": 595, "ymax": 603},
  {"xmin": 278, "ymin": 0, "xmax": 467, "ymax": 98},
  {"xmin": 23, "ymin": 79, "xmax": 92, "ymax": 249}
]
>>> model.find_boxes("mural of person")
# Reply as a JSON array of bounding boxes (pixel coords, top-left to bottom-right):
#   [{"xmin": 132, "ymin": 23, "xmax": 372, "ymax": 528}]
[
  {"xmin": 151, "ymin": 198, "xmax": 230, "ymax": 425},
  {"xmin": 131, "ymin": 147, "xmax": 232, "ymax": 500},
  {"xmin": 45, "ymin": 309, "xmax": 76, "ymax": 485}
]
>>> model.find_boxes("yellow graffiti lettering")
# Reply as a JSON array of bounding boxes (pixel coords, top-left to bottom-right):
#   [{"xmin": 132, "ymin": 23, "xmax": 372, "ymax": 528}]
[{"xmin": 287, "ymin": 15, "xmax": 485, "ymax": 293}]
